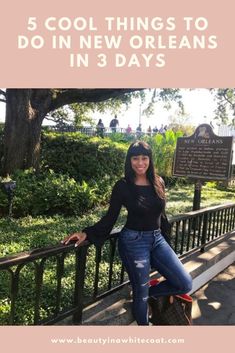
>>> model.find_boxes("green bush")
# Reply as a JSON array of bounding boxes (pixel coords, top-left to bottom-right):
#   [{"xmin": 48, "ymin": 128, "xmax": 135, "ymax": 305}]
[
  {"xmin": 107, "ymin": 132, "xmax": 135, "ymax": 143},
  {"xmin": 144, "ymin": 130, "xmax": 183, "ymax": 177},
  {"xmin": 41, "ymin": 132, "xmax": 127, "ymax": 183},
  {"xmin": 0, "ymin": 132, "xmax": 129, "ymax": 217},
  {"xmin": 1, "ymin": 169, "xmax": 98, "ymax": 217},
  {"xmin": 0, "ymin": 132, "xmax": 128, "ymax": 217}
]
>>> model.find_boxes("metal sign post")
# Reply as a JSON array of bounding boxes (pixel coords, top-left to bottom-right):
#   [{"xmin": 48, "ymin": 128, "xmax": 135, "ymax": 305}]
[{"xmin": 193, "ymin": 179, "xmax": 202, "ymax": 211}]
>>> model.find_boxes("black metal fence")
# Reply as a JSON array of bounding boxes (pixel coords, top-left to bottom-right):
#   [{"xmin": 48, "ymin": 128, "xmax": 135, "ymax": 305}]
[
  {"xmin": 0, "ymin": 203, "xmax": 234, "ymax": 325},
  {"xmin": 42, "ymin": 125, "xmax": 157, "ymax": 137}
]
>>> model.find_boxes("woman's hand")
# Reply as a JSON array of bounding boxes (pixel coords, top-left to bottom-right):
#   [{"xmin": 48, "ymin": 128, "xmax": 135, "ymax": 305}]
[{"xmin": 61, "ymin": 232, "xmax": 87, "ymax": 247}]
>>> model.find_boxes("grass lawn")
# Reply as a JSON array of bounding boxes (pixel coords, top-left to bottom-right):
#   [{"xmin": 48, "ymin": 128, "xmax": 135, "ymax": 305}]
[
  {"xmin": 166, "ymin": 183, "xmax": 235, "ymax": 217},
  {"xmin": 0, "ymin": 183, "xmax": 234, "ymax": 257}
]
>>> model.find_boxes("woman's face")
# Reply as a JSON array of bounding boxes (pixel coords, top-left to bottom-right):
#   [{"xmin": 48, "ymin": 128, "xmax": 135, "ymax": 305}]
[{"xmin": 130, "ymin": 154, "xmax": 150, "ymax": 177}]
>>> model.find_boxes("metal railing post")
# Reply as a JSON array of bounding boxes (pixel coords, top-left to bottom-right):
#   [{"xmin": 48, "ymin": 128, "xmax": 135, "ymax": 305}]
[
  {"xmin": 72, "ymin": 245, "xmax": 88, "ymax": 325},
  {"xmin": 200, "ymin": 212, "xmax": 209, "ymax": 253}
]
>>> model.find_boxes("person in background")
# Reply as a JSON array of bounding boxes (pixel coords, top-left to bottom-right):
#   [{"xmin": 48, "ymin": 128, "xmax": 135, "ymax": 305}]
[
  {"xmin": 159, "ymin": 124, "xmax": 165, "ymax": 134},
  {"xmin": 147, "ymin": 125, "xmax": 152, "ymax": 136},
  {"xmin": 96, "ymin": 118, "xmax": 105, "ymax": 138},
  {"xmin": 136, "ymin": 124, "xmax": 142, "ymax": 138},
  {"xmin": 109, "ymin": 114, "xmax": 119, "ymax": 133},
  {"xmin": 152, "ymin": 126, "xmax": 159, "ymax": 134},
  {"xmin": 61, "ymin": 141, "xmax": 192, "ymax": 325},
  {"xmin": 126, "ymin": 124, "xmax": 132, "ymax": 134}
]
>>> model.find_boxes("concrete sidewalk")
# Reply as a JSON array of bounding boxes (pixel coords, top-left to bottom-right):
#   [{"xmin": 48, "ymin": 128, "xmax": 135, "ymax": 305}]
[{"xmin": 192, "ymin": 263, "xmax": 235, "ymax": 325}]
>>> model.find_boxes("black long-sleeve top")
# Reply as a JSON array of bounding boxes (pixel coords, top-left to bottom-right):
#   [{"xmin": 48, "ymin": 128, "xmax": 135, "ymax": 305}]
[{"xmin": 83, "ymin": 178, "xmax": 166, "ymax": 247}]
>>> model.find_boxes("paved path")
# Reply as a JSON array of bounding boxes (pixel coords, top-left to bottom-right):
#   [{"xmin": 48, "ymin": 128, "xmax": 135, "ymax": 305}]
[{"xmin": 192, "ymin": 263, "xmax": 235, "ymax": 325}]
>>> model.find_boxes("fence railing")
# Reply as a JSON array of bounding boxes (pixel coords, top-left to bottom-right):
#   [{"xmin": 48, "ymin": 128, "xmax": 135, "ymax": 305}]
[
  {"xmin": 0, "ymin": 203, "xmax": 234, "ymax": 325},
  {"xmin": 42, "ymin": 125, "xmax": 158, "ymax": 137},
  {"xmin": 170, "ymin": 203, "xmax": 235, "ymax": 254}
]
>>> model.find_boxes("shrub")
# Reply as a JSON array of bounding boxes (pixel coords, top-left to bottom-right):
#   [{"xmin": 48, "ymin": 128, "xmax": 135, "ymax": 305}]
[
  {"xmin": 144, "ymin": 130, "xmax": 183, "ymax": 177},
  {"xmin": 41, "ymin": 132, "xmax": 127, "ymax": 183},
  {"xmin": 107, "ymin": 132, "xmax": 135, "ymax": 143},
  {"xmin": 1, "ymin": 169, "xmax": 98, "ymax": 217},
  {"xmin": 0, "ymin": 132, "xmax": 128, "ymax": 217}
]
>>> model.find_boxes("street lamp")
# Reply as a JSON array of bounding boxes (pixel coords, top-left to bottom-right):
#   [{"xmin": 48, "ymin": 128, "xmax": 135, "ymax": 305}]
[{"xmin": 1, "ymin": 180, "xmax": 16, "ymax": 218}]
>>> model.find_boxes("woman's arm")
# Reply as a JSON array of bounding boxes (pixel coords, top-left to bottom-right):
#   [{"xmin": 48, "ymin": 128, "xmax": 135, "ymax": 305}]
[
  {"xmin": 61, "ymin": 180, "xmax": 124, "ymax": 247},
  {"xmin": 82, "ymin": 180, "xmax": 123, "ymax": 246}
]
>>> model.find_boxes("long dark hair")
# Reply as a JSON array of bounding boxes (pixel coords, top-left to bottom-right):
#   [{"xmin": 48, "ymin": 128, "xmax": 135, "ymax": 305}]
[{"xmin": 124, "ymin": 141, "xmax": 165, "ymax": 199}]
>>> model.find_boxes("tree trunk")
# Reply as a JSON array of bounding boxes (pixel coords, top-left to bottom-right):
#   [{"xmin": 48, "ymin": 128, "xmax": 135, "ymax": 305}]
[{"xmin": 2, "ymin": 90, "xmax": 46, "ymax": 176}]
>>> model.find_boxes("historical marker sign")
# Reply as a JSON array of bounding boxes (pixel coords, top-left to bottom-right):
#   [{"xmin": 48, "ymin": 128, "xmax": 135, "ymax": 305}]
[{"xmin": 173, "ymin": 124, "xmax": 233, "ymax": 180}]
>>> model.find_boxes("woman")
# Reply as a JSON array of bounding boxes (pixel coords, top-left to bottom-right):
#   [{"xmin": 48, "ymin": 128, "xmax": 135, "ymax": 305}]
[
  {"xmin": 62, "ymin": 141, "xmax": 192, "ymax": 325},
  {"xmin": 96, "ymin": 118, "xmax": 105, "ymax": 138}
]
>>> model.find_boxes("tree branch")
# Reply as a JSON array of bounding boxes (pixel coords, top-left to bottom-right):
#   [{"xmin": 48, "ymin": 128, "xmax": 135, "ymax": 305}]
[
  {"xmin": 222, "ymin": 91, "xmax": 234, "ymax": 107},
  {"xmin": 47, "ymin": 89, "xmax": 141, "ymax": 113}
]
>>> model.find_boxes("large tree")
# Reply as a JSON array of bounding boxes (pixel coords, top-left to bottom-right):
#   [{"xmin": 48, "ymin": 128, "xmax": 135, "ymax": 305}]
[{"xmin": 1, "ymin": 89, "xmax": 139, "ymax": 176}]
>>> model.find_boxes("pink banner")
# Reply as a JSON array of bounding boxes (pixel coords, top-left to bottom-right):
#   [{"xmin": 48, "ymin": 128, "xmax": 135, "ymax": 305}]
[
  {"xmin": 0, "ymin": 0, "xmax": 234, "ymax": 87},
  {"xmin": 0, "ymin": 326, "xmax": 234, "ymax": 353}
]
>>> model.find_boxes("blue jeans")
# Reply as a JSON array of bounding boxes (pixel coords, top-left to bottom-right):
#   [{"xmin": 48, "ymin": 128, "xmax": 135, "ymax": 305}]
[{"xmin": 118, "ymin": 228, "xmax": 192, "ymax": 325}]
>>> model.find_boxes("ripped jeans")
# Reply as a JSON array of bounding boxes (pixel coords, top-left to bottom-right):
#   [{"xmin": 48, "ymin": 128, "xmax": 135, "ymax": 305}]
[{"xmin": 118, "ymin": 228, "xmax": 192, "ymax": 325}]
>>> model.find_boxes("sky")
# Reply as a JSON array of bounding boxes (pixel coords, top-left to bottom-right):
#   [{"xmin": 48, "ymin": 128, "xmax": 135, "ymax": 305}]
[
  {"xmin": 91, "ymin": 88, "xmax": 218, "ymax": 132},
  {"xmin": 0, "ymin": 88, "xmax": 218, "ymax": 132}
]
